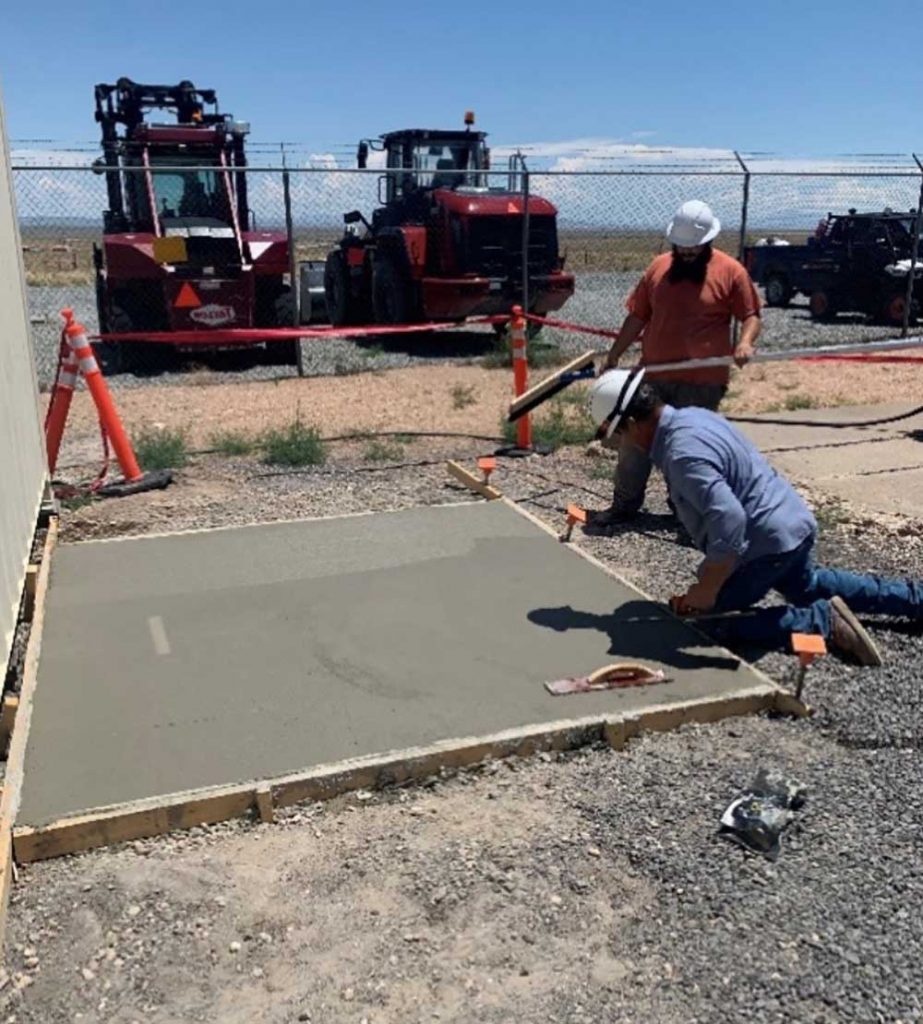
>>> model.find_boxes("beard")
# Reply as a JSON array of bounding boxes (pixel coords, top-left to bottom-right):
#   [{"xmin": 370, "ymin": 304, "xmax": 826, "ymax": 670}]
[{"xmin": 667, "ymin": 243, "xmax": 713, "ymax": 285}]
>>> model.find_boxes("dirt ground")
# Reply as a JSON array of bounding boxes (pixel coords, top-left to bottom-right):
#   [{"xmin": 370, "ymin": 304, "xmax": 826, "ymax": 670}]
[
  {"xmin": 6, "ymin": 359, "xmax": 923, "ymax": 1023},
  {"xmin": 51, "ymin": 354, "xmax": 923, "ymax": 460}
]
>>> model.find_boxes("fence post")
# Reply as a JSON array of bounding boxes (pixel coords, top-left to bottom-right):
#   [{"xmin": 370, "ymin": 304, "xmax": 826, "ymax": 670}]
[
  {"xmin": 732, "ymin": 151, "xmax": 751, "ymax": 347},
  {"xmin": 521, "ymin": 168, "xmax": 531, "ymax": 318},
  {"xmin": 903, "ymin": 154, "xmax": 923, "ymax": 338},
  {"xmin": 282, "ymin": 167, "xmax": 304, "ymax": 376},
  {"xmin": 511, "ymin": 305, "xmax": 532, "ymax": 451},
  {"xmin": 733, "ymin": 150, "xmax": 751, "ymax": 262}
]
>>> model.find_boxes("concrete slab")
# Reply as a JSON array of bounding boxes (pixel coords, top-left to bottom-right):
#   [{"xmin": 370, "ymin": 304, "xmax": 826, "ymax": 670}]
[
  {"xmin": 737, "ymin": 404, "xmax": 923, "ymax": 517},
  {"xmin": 18, "ymin": 502, "xmax": 772, "ymax": 830}
]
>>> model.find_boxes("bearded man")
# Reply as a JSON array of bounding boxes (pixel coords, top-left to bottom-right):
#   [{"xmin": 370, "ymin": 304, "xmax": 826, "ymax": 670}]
[{"xmin": 590, "ymin": 200, "xmax": 762, "ymax": 527}]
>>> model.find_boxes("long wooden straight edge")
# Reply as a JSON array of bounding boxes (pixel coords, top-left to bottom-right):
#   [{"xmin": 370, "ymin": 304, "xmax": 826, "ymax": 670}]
[
  {"xmin": 12, "ymin": 681, "xmax": 783, "ymax": 864},
  {"xmin": 0, "ymin": 519, "xmax": 58, "ymax": 953}
]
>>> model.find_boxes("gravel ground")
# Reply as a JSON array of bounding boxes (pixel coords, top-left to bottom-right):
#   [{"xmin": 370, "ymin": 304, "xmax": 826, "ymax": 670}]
[
  {"xmin": 3, "ymin": 441, "xmax": 922, "ymax": 1023},
  {"xmin": 27, "ymin": 274, "xmax": 908, "ymax": 390}
]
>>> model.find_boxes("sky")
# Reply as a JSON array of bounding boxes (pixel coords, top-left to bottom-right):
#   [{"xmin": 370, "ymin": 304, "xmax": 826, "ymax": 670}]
[{"xmin": 2, "ymin": 0, "xmax": 922, "ymax": 159}]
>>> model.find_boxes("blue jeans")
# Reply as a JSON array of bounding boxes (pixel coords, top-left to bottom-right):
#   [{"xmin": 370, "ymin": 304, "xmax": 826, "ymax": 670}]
[{"xmin": 706, "ymin": 537, "xmax": 923, "ymax": 650}]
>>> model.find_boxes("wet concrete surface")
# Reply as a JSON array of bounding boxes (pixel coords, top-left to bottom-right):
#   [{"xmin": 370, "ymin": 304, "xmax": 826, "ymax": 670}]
[{"xmin": 18, "ymin": 501, "xmax": 770, "ymax": 826}]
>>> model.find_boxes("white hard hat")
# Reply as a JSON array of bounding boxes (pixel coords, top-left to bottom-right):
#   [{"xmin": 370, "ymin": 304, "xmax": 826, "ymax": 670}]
[
  {"xmin": 588, "ymin": 368, "xmax": 646, "ymax": 439},
  {"xmin": 666, "ymin": 200, "xmax": 721, "ymax": 247}
]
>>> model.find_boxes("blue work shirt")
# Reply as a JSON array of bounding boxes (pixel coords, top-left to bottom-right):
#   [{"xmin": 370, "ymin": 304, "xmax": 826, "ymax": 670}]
[{"xmin": 649, "ymin": 405, "xmax": 816, "ymax": 565}]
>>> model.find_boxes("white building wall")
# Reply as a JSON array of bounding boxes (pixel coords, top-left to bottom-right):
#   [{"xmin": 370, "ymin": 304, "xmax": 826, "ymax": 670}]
[{"xmin": 0, "ymin": 85, "xmax": 47, "ymax": 670}]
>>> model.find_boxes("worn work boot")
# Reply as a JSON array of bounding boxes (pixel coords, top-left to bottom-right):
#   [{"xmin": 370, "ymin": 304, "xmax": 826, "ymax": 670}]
[
  {"xmin": 585, "ymin": 505, "xmax": 638, "ymax": 531},
  {"xmin": 829, "ymin": 596, "xmax": 883, "ymax": 667}
]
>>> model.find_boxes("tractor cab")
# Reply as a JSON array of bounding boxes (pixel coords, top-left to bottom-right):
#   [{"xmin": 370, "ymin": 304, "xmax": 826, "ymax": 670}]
[
  {"xmin": 359, "ymin": 125, "xmax": 489, "ymax": 201},
  {"xmin": 93, "ymin": 79, "xmax": 249, "ymax": 255}
]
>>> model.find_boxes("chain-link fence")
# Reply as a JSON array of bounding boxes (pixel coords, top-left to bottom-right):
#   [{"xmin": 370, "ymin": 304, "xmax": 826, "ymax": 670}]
[{"xmin": 12, "ymin": 154, "xmax": 923, "ymax": 388}]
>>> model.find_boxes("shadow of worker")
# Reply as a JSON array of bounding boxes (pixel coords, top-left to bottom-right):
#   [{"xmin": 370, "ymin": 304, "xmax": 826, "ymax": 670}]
[{"xmin": 527, "ymin": 600, "xmax": 742, "ymax": 674}]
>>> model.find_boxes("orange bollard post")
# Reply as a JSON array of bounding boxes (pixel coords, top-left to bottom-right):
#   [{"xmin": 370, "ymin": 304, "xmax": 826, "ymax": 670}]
[
  {"xmin": 510, "ymin": 305, "xmax": 532, "ymax": 452},
  {"xmin": 62, "ymin": 309, "xmax": 143, "ymax": 482},
  {"xmin": 60, "ymin": 310, "xmax": 172, "ymax": 496},
  {"xmin": 44, "ymin": 343, "xmax": 80, "ymax": 476}
]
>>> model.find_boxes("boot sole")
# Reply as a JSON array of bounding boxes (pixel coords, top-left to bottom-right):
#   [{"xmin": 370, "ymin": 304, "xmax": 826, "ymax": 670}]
[{"xmin": 831, "ymin": 596, "xmax": 883, "ymax": 667}]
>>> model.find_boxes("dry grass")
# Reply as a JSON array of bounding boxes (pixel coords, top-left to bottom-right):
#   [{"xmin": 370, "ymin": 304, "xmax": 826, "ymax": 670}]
[{"xmin": 20, "ymin": 228, "xmax": 816, "ymax": 286}]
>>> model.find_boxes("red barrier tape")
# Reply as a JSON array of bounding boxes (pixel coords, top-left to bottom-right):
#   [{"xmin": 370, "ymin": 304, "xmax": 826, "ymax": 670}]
[
  {"xmin": 798, "ymin": 354, "xmax": 923, "ymax": 364},
  {"xmin": 93, "ymin": 315, "xmax": 507, "ymax": 345},
  {"xmin": 524, "ymin": 312, "xmax": 621, "ymax": 342}
]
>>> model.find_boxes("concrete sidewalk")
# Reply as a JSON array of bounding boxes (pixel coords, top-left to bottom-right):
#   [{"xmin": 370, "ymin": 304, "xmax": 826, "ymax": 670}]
[{"xmin": 737, "ymin": 402, "xmax": 923, "ymax": 517}]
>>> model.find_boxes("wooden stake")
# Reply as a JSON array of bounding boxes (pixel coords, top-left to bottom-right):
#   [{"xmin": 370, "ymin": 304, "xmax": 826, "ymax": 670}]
[
  {"xmin": 446, "ymin": 461, "xmax": 502, "ymax": 501},
  {"xmin": 254, "ymin": 786, "xmax": 274, "ymax": 824}
]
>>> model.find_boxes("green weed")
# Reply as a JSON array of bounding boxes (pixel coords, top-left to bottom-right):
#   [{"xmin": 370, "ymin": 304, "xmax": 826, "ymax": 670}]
[
  {"xmin": 262, "ymin": 419, "xmax": 327, "ymax": 466},
  {"xmin": 783, "ymin": 394, "xmax": 818, "ymax": 411},
  {"xmin": 363, "ymin": 439, "xmax": 405, "ymax": 462},
  {"xmin": 501, "ymin": 398, "xmax": 594, "ymax": 450},
  {"xmin": 450, "ymin": 383, "xmax": 477, "ymax": 410},
  {"xmin": 209, "ymin": 430, "xmax": 256, "ymax": 456},
  {"xmin": 133, "ymin": 425, "xmax": 188, "ymax": 470}
]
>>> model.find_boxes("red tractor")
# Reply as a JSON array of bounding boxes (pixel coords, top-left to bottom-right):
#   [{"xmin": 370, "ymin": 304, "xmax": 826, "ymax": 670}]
[
  {"xmin": 322, "ymin": 115, "xmax": 575, "ymax": 330},
  {"xmin": 92, "ymin": 78, "xmax": 294, "ymax": 373}
]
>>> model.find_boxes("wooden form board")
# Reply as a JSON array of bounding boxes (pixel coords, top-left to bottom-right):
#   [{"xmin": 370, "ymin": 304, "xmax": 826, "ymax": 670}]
[
  {"xmin": 0, "ymin": 520, "xmax": 57, "ymax": 954},
  {"xmin": 13, "ymin": 682, "xmax": 793, "ymax": 864}
]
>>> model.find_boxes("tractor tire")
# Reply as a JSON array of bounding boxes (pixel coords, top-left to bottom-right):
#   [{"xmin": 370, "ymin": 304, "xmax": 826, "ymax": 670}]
[
  {"xmin": 764, "ymin": 274, "xmax": 793, "ymax": 307},
  {"xmin": 269, "ymin": 286, "xmax": 299, "ymax": 365},
  {"xmin": 324, "ymin": 251, "xmax": 357, "ymax": 326},
  {"xmin": 372, "ymin": 257, "xmax": 412, "ymax": 325},
  {"xmin": 881, "ymin": 291, "xmax": 916, "ymax": 327},
  {"xmin": 92, "ymin": 340, "xmax": 125, "ymax": 376},
  {"xmin": 809, "ymin": 290, "xmax": 837, "ymax": 322},
  {"xmin": 105, "ymin": 291, "xmax": 173, "ymax": 376}
]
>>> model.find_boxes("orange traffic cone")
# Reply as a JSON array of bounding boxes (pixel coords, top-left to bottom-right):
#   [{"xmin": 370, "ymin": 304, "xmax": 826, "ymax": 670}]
[
  {"xmin": 60, "ymin": 310, "xmax": 172, "ymax": 497},
  {"xmin": 44, "ymin": 338, "xmax": 80, "ymax": 476}
]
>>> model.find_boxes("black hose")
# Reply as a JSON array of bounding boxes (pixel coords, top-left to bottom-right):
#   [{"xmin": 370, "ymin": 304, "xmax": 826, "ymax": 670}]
[{"xmin": 726, "ymin": 403, "xmax": 923, "ymax": 429}]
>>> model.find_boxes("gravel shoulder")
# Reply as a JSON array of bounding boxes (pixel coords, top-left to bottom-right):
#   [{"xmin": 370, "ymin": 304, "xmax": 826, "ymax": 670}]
[{"xmin": 5, "ymin": 390, "xmax": 923, "ymax": 1022}]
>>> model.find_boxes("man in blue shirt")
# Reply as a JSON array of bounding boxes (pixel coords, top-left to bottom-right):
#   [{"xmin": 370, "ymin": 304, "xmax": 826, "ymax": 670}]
[{"xmin": 587, "ymin": 369, "xmax": 923, "ymax": 665}]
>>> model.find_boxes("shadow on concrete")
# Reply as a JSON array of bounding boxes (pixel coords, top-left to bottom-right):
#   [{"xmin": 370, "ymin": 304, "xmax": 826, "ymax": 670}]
[{"xmin": 527, "ymin": 600, "xmax": 743, "ymax": 673}]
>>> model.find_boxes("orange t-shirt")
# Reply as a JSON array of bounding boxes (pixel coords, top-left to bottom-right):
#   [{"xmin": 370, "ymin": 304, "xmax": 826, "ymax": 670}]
[{"xmin": 626, "ymin": 249, "xmax": 761, "ymax": 386}]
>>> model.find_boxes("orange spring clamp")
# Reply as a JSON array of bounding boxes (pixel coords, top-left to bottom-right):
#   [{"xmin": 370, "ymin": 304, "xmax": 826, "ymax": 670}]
[
  {"xmin": 559, "ymin": 504, "xmax": 586, "ymax": 542},
  {"xmin": 791, "ymin": 632, "xmax": 827, "ymax": 701}
]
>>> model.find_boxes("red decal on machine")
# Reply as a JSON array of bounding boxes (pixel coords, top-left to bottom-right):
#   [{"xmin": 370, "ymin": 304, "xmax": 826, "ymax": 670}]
[{"xmin": 189, "ymin": 304, "xmax": 237, "ymax": 327}]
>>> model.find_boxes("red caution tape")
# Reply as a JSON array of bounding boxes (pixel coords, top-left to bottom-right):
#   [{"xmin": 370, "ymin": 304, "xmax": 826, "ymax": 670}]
[
  {"xmin": 95, "ymin": 315, "xmax": 507, "ymax": 345},
  {"xmin": 524, "ymin": 312, "xmax": 621, "ymax": 342},
  {"xmin": 798, "ymin": 354, "xmax": 923, "ymax": 364}
]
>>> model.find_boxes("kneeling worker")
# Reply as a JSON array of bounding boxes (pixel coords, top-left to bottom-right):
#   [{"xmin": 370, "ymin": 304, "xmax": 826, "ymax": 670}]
[{"xmin": 587, "ymin": 369, "xmax": 923, "ymax": 665}]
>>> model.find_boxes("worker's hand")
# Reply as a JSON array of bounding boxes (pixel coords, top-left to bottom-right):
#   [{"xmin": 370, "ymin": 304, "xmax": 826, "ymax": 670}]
[
  {"xmin": 600, "ymin": 354, "xmax": 620, "ymax": 373},
  {"xmin": 671, "ymin": 583, "xmax": 718, "ymax": 615},
  {"xmin": 732, "ymin": 339, "xmax": 755, "ymax": 367}
]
